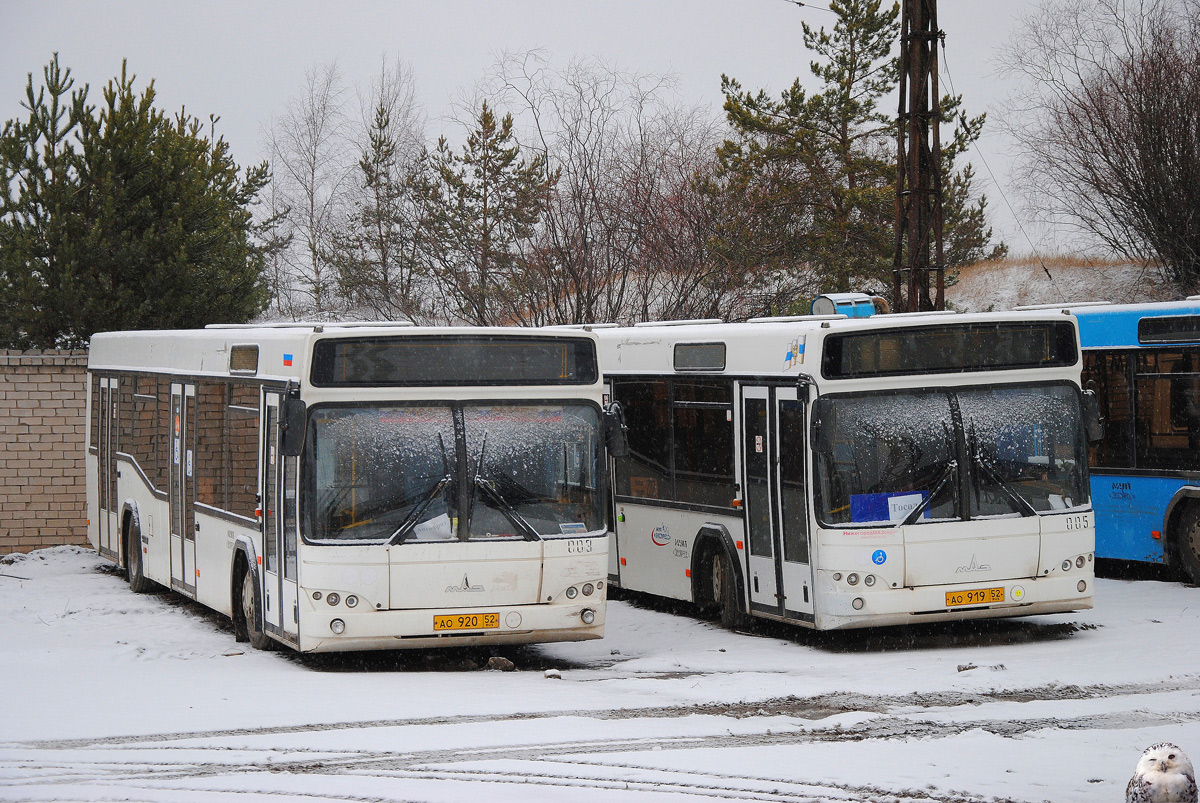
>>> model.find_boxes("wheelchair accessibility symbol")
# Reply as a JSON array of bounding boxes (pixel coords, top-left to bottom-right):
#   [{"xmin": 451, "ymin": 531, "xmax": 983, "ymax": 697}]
[{"xmin": 872, "ymin": 550, "xmax": 887, "ymax": 565}]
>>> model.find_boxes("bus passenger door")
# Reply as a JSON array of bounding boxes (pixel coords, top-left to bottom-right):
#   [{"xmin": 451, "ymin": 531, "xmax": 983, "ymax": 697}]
[
  {"xmin": 96, "ymin": 374, "xmax": 116, "ymax": 556},
  {"xmin": 774, "ymin": 387, "xmax": 814, "ymax": 620},
  {"xmin": 261, "ymin": 392, "xmax": 300, "ymax": 644},
  {"xmin": 97, "ymin": 377, "xmax": 119, "ymax": 560},
  {"xmin": 741, "ymin": 387, "xmax": 780, "ymax": 613},
  {"xmin": 169, "ymin": 383, "xmax": 197, "ymax": 595}
]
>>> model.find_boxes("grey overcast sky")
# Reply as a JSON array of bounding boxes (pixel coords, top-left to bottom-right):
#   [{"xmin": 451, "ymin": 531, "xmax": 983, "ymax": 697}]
[{"xmin": 1, "ymin": 0, "xmax": 1043, "ymax": 247}]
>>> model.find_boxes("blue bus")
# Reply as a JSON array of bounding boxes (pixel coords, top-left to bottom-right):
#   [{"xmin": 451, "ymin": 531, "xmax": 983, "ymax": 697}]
[{"xmin": 1059, "ymin": 299, "xmax": 1200, "ymax": 583}]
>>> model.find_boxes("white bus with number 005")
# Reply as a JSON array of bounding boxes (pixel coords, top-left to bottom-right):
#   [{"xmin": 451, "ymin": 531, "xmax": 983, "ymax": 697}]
[{"xmin": 593, "ymin": 311, "xmax": 1100, "ymax": 630}]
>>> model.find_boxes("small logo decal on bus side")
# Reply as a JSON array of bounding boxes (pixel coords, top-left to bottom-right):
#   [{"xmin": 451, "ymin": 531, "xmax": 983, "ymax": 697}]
[
  {"xmin": 872, "ymin": 550, "xmax": 887, "ymax": 565},
  {"xmin": 283, "ymin": 354, "xmax": 293, "ymax": 366},
  {"xmin": 955, "ymin": 555, "xmax": 992, "ymax": 574},
  {"xmin": 783, "ymin": 337, "xmax": 804, "ymax": 370},
  {"xmin": 446, "ymin": 575, "xmax": 484, "ymax": 593},
  {"xmin": 651, "ymin": 525, "xmax": 671, "ymax": 546}
]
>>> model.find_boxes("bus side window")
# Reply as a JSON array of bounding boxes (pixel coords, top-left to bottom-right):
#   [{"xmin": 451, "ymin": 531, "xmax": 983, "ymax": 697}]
[
  {"xmin": 1084, "ymin": 351, "xmax": 1133, "ymax": 469},
  {"xmin": 612, "ymin": 379, "xmax": 670, "ymax": 501},
  {"xmin": 1135, "ymin": 351, "xmax": 1200, "ymax": 471}
]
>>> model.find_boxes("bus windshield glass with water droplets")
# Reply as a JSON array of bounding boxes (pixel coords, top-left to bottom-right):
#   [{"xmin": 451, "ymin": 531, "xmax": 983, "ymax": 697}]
[
  {"xmin": 814, "ymin": 383, "xmax": 1088, "ymax": 526},
  {"xmin": 304, "ymin": 403, "xmax": 604, "ymax": 543}
]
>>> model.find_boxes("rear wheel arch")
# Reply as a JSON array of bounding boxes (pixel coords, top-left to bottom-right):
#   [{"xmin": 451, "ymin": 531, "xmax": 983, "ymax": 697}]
[
  {"xmin": 1165, "ymin": 491, "xmax": 1200, "ymax": 585},
  {"xmin": 122, "ymin": 504, "xmax": 153, "ymax": 593},
  {"xmin": 690, "ymin": 525, "xmax": 751, "ymax": 628}
]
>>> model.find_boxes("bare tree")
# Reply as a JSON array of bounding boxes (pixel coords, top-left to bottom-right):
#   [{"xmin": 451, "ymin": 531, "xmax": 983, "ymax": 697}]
[
  {"xmin": 267, "ymin": 62, "xmax": 353, "ymax": 315},
  {"xmin": 485, "ymin": 52, "xmax": 733, "ymax": 325},
  {"xmin": 1001, "ymin": 0, "xmax": 1200, "ymax": 291}
]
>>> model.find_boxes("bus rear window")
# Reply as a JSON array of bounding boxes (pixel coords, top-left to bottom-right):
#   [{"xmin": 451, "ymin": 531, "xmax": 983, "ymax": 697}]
[
  {"xmin": 311, "ymin": 336, "xmax": 598, "ymax": 387},
  {"xmin": 821, "ymin": 322, "xmax": 1078, "ymax": 379}
]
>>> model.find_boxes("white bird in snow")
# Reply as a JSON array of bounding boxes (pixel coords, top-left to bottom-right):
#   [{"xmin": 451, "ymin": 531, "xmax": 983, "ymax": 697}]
[{"xmin": 1126, "ymin": 743, "xmax": 1197, "ymax": 803}]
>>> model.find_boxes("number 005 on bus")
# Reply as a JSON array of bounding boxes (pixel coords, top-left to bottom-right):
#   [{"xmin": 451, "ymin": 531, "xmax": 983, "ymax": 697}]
[
  {"xmin": 945, "ymin": 588, "xmax": 1005, "ymax": 607},
  {"xmin": 433, "ymin": 613, "xmax": 500, "ymax": 631}
]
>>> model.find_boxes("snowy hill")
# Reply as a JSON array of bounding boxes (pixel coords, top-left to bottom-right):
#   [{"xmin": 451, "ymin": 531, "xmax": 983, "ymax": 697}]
[{"xmin": 945, "ymin": 256, "xmax": 1182, "ymax": 312}]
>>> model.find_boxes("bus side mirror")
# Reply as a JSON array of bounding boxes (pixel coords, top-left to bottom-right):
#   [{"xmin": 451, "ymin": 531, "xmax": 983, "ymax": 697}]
[
  {"xmin": 604, "ymin": 402, "xmax": 629, "ymax": 459},
  {"xmin": 811, "ymin": 397, "xmax": 836, "ymax": 454},
  {"xmin": 280, "ymin": 394, "xmax": 308, "ymax": 457},
  {"xmin": 1082, "ymin": 389, "xmax": 1104, "ymax": 443}
]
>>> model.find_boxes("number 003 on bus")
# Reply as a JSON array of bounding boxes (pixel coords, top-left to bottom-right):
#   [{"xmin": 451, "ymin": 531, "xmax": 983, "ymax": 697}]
[
  {"xmin": 945, "ymin": 588, "xmax": 1005, "ymax": 607},
  {"xmin": 433, "ymin": 613, "xmax": 500, "ymax": 631}
]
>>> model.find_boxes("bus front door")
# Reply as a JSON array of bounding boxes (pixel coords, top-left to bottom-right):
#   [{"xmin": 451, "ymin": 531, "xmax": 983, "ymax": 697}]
[
  {"xmin": 261, "ymin": 393, "xmax": 300, "ymax": 646},
  {"xmin": 741, "ymin": 385, "xmax": 814, "ymax": 621},
  {"xmin": 169, "ymin": 383, "xmax": 197, "ymax": 595}
]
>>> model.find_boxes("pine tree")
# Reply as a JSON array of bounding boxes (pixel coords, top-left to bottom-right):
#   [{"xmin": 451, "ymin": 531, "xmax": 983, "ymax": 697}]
[
  {"xmin": 0, "ymin": 58, "xmax": 270, "ymax": 347},
  {"xmin": 0, "ymin": 55, "xmax": 89, "ymax": 347},
  {"xmin": 709, "ymin": 0, "xmax": 1003, "ymax": 307},
  {"xmin": 712, "ymin": 0, "xmax": 899, "ymax": 304},
  {"xmin": 417, "ymin": 102, "xmax": 554, "ymax": 325},
  {"xmin": 332, "ymin": 95, "xmax": 427, "ymax": 321}
]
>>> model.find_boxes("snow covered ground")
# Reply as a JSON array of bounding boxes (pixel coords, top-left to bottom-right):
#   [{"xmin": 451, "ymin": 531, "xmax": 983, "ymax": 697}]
[{"xmin": 3, "ymin": 546, "xmax": 1200, "ymax": 802}]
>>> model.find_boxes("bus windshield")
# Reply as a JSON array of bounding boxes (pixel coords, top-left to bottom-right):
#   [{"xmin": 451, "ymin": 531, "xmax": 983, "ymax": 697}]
[
  {"xmin": 305, "ymin": 403, "xmax": 604, "ymax": 543},
  {"xmin": 815, "ymin": 383, "xmax": 1088, "ymax": 526}
]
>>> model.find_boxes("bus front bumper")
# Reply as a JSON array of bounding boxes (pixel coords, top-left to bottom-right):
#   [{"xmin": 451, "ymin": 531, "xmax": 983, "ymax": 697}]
[
  {"xmin": 297, "ymin": 601, "xmax": 605, "ymax": 652},
  {"xmin": 813, "ymin": 572, "xmax": 1094, "ymax": 630}
]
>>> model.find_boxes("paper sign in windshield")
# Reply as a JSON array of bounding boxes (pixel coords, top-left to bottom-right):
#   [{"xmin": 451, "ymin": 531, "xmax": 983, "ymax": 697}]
[{"xmin": 850, "ymin": 491, "xmax": 929, "ymax": 523}]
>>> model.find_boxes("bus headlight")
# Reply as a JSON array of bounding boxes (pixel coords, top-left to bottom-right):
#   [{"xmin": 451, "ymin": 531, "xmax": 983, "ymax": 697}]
[
  {"xmin": 1078, "ymin": 580, "xmax": 1087, "ymax": 593},
  {"xmin": 582, "ymin": 583, "xmax": 595, "ymax": 596},
  {"xmin": 327, "ymin": 592, "xmax": 341, "ymax": 606},
  {"xmin": 330, "ymin": 618, "xmax": 345, "ymax": 634},
  {"xmin": 1061, "ymin": 560, "xmax": 1071, "ymax": 572},
  {"xmin": 864, "ymin": 574, "xmax": 876, "ymax": 587},
  {"xmin": 852, "ymin": 598, "xmax": 864, "ymax": 610},
  {"xmin": 847, "ymin": 573, "xmax": 859, "ymax": 586},
  {"xmin": 565, "ymin": 586, "xmax": 578, "ymax": 599},
  {"xmin": 1075, "ymin": 556, "xmax": 1085, "ymax": 568},
  {"xmin": 580, "ymin": 608, "xmax": 596, "ymax": 624},
  {"xmin": 345, "ymin": 595, "xmax": 358, "ymax": 608}
]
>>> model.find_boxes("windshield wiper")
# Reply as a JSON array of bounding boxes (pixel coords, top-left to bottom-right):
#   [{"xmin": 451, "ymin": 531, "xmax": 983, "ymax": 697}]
[
  {"xmin": 387, "ymin": 475, "xmax": 452, "ymax": 544},
  {"xmin": 899, "ymin": 459, "xmax": 958, "ymax": 527},
  {"xmin": 971, "ymin": 449, "xmax": 1038, "ymax": 517},
  {"xmin": 474, "ymin": 476, "xmax": 542, "ymax": 541}
]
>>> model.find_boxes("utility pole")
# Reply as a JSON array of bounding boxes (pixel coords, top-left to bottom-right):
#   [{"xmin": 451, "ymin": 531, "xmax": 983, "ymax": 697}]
[{"xmin": 892, "ymin": 0, "xmax": 944, "ymax": 312}]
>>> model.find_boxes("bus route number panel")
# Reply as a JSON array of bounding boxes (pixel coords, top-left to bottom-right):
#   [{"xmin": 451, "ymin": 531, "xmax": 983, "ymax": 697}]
[
  {"xmin": 945, "ymin": 587, "xmax": 1005, "ymax": 607},
  {"xmin": 432, "ymin": 612, "xmax": 500, "ymax": 631}
]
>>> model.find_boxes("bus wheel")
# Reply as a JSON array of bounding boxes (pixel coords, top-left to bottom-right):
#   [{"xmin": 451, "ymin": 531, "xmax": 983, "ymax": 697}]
[
  {"xmin": 240, "ymin": 568, "xmax": 274, "ymax": 651},
  {"xmin": 712, "ymin": 550, "xmax": 751, "ymax": 631},
  {"xmin": 126, "ymin": 523, "xmax": 153, "ymax": 593},
  {"xmin": 1178, "ymin": 504, "xmax": 1200, "ymax": 586}
]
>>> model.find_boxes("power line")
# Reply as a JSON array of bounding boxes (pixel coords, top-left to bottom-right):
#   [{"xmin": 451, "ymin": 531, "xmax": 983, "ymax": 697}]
[
  {"xmin": 938, "ymin": 39, "xmax": 1064, "ymax": 300},
  {"xmin": 780, "ymin": 0, "xmax": 835, "ymax": 14}
]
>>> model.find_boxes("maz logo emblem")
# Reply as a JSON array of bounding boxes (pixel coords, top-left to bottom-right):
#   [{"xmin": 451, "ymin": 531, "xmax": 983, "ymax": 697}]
[
  {"xmin": 446, "ymin": 575, "xmax": 484, "ymax": 593},
  {"xmin": 955, "ymin": 555, "xmax": 992, "ymax": 574}
]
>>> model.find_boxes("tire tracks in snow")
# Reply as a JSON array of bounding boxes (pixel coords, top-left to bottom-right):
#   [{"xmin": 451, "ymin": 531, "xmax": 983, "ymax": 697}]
[
  {"xmin": 2, "ymin": 678, "xmax": 1198, "ymax": 801},
  {"xmin": 11, "ymin": 673, "xmax": 1200, "ymax": 751}
]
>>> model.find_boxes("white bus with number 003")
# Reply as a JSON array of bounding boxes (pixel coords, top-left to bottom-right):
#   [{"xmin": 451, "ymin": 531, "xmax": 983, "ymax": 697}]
[
  {"xmin": 86, "ymin": 323, "xmax": 623, "ymax": 652},
  {"xmin": 593, "ymin": 311, "xmax": 1100, "ymax": 630}
]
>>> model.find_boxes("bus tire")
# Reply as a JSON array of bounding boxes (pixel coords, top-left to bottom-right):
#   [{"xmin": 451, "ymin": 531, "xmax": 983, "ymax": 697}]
[
  {"xmin": 712, "ymin": 549, "xmax": 752, "ymax": 631},
  {"xmin": 239, "ymin": 567, "xmax": 274, "ymax": 651},
  {"xmin": 1177, "ymin": 504, "xmax": 1200, "ymax": 587},
  {"xmin": 126, "ymin": 522, "xmax": 153, "ymax": 594}
]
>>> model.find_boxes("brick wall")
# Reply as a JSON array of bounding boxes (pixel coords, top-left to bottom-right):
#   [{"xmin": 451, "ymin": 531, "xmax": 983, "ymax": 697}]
[{"xmin": 0, "ymin": 350, "xmax": 89, "ymax": 554}]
